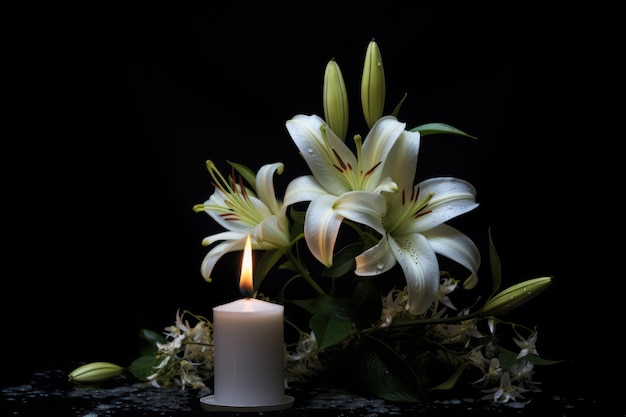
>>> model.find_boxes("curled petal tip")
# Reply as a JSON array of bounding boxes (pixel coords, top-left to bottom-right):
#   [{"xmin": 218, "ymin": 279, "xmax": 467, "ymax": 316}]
[{"xmin": 463, "ymin": 272, "xmax": 478, "ymax": 289}]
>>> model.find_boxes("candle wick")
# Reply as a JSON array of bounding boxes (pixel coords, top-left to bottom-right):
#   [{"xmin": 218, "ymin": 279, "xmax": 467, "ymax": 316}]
[{"xmin": 240, "ymin": 287, "xmax": 254, "ymax": 298}]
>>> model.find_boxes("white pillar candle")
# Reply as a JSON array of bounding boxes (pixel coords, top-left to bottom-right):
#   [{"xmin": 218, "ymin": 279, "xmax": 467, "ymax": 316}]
[
  {"xmin": 211, "ymin": 234, "xmax": 286, "ymax": 406},
  {"xmin": 213, "ymin": 298, "xmax": 285, "ymax": 406}
]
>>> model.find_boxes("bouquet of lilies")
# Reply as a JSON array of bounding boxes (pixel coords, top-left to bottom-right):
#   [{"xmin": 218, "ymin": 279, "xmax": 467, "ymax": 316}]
[{"xmin": 69, "ymin": 40, "xmax": 557, "ymax": 406}]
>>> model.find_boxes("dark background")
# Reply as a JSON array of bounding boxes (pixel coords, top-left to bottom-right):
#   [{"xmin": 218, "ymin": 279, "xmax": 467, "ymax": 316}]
[{"xmin": 4, "ymin": 1, "xmax": 615, "ymax": 406}]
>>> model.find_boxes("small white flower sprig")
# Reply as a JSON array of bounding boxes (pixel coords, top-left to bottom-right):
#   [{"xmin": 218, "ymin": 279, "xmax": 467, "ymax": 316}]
[{"xmin": 69, "ymin": 40, "xmax": 558, "ymax": 407}]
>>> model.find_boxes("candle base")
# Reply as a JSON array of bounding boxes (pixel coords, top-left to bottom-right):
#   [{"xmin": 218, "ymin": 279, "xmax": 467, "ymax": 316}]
[{"xmin": 199, "ymin": 395, "xmax": 295, "ymax": 412}]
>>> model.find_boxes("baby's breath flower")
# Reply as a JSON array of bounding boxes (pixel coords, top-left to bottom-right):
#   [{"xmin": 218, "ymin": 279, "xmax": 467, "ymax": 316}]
[
  {"xmin": 430, "ymin": 315, "xmax": 484, "ymax": 347},
  {"xmin": 145, "ymin": 310, "xmax": 214, "ymax": 392},
  {"xmin": 466, "ymin": 347, "xmax": 489, "ymax": 370},
  {"xmin": 482, "ymin": 339, "xmax": 500, "ymax": 360},
  {"xmin": 379, "ymin": 287, "xmax": 409, "ymax": 327},
  {"xmin": 434, "ymin": 275, "xmax": 459, "ymax": 311},
  {"xmin": 509, "ymin": 359, "xmax": 538, "ymax": 391},
  {"xmin": 473, "ymin": 357, "xmax": 503, "ymax": 387},
  {"xmin": 481, "ymin": 371, "xmax": 529, "ymax": 405},
  {"xmin": 285, "ymin": 332, "xmax": 325, "ymax": 385}
]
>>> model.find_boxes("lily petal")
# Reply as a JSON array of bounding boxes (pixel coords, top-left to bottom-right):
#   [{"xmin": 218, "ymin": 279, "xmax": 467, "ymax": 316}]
[
  {"xmin": 423, "ymin": 223, "xmax": 481, "ymax": 279},
  {"xmin": 257, "ymin": 215, "xmax": 292, "ymax": 248},
  {"xmin": 389, "ymin": 233, "xmax": 440, "ymax": 315},
  {"xmin": 399, "ymin": 178, "xmax": 478, "ymax": 233},
  {"xmin": 283, "ymin": 175, "xmax": 328, "ymax": 210},
  {"xmin": 256, "ymin": 162, "xmax": 284, "ymax": 215},
  {"xmin": 361, "ymin": 116, "xmax": 408, "ymax": 186},
  {"xmin": 201, "ymin": 230, "xmax": 249, "ymax": 247},
  {"xmin": 286, "ymin": 114, "xmax": 356, "ymax": 195},
  {"xmin": 381, "ymin": 129, "xmax": 421, "ymax": 193},
  {"xmin": 333, "ymin": 191, "xmax": 387, "ymax": 235},
  {"xmin": 304, "ymin": 194, "xmax": 342, "ymax": 267},
  {"xmin": 355, "ymin": 234, "xmax": 397, "ymax": 275},
  {"xmin": 200, "ymin": 236, "xmax": 248, "ymax": 281}
]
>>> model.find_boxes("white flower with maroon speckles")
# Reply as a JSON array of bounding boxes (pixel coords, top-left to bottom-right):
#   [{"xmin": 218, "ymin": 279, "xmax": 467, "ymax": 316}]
[
  {"xmin": 283, "ymin": 114, "xmax": 409, "ymax": 267},
  {"xmin": 345, "ymin": 127, "xmax": 481, "ymax": 315}
]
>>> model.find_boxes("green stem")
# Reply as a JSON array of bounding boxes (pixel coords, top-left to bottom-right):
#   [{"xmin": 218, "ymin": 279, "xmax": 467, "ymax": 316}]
[
  {"xmin": 388, "ymin": 310, "xmax": 484, "ymax": 328},
  {"xmin": 284, "ymin": 240, "xmax": 326, "ymax": 295}
]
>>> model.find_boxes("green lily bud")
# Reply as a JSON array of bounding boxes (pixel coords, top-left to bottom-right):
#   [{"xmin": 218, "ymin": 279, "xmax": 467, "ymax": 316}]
[
  {"xmin": 68, "ymin": 361, "xmax": 124, "ymax": 383},
  {"xmin": 480, "ymin": 277, "xmax": 552, "ymax": 316},
  {"xmin": 361, "ymin": 39, "xmax": 385, "ymax": 129},
  {"xmin": 323, "ymin": 58, "xmax": 349, "ymax": 141}
]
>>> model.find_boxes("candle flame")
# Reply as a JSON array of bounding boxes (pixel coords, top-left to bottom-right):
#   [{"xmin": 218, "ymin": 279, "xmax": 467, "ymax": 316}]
[{"xmin": 239, "ymin": 234, "xmax": 253, "ymax": 297}]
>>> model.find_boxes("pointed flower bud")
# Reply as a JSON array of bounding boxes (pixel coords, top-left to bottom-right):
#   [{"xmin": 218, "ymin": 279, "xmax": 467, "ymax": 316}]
[
  {"xmin": 323, "ymin": 58, "xmax": 349, "ymax": 141},
  {"xmin": 68, "ymin": 361, "xmax": 124, "ymax": 383},
  {"xmin": 480, "ymin": 277, "xmax": 552, "ymax": 316},
  {"xmin": 361, "ymin": 39, "xmax": 385, "ymax": 129}
]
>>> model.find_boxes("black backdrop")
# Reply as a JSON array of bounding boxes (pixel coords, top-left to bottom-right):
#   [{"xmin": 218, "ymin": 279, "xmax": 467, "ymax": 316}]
[{"xmin": 5, "ymin": 1, "xmax": 609, "ymax": 400}]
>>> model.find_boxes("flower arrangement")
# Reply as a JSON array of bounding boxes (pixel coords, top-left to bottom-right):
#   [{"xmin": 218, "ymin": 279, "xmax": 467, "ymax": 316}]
[{"xmin": 70, "ymin": 39, "xmax": 557, "ymax": 407}]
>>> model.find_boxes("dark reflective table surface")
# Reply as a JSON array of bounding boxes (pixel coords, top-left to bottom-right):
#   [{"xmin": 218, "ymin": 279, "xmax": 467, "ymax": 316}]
[{"xmin": 1, "ymin": 357, "xmax": 620, "ymax": 416}]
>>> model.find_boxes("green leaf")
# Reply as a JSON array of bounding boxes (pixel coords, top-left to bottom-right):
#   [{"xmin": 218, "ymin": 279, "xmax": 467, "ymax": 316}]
[
  {"xmin": 322, "ymin": 243, "xmax": 361, "ymax": 278},
  {"xmin": 409, "ymin": 122, "xmax": 477, "ymax": 139},
  {"xmin": 127, "ymin": 354, "xmax": 162, "ymax": 381},
  {"xmin": 350, "ymin": 278, "xmax": 382, "ymax": 328},
  {"xmin": 429, "ymin": 363, "xmax": 469, "ymax": 392},
  {"xmin": 497, "ymin": 345, "xmax": 564, "ymax": 368},
  {"xmin": 287, "ymin": 297, "xmax": 316, "ymax": 314},
  {"xmin": 289, "ymin": 206, "xmax": 306, "ymax": 226},
  {"xmin": 488, "ymin": 227, "xmax": 502, "ymax": 295},
  {"xmin": 390, "ymin": 93, "xmax": 407, "ymax": 118},
  {"xmin": 253, "ymin": 248, "xmax": 286, "ymax": 294},
  {"xmin": 309, "ymin": 293, "xmax": 359, "ymax": 319},
  {"xmin": 310, "ymin": 312, "xmax": 353, "ymax": 351},
  {"xmin": 497, "ymin": 346, "xmax": 520, "ymax": 369},
  {"xmin": 137, "ymin": 329, "xmax": 166, "ymax": 356},
  {"xmin": 353, "ymin": 335, "xmax": 425, "ymax": 402},
  {"xmin": 290, "ymin": 294, "xmax": 363, "ymax": 349},
  {"xmin": 526, "ymin": 355, "xmax": 564, "ymax": 366}
]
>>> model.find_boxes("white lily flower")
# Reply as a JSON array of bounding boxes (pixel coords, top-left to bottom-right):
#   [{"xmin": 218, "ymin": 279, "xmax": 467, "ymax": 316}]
[
  {"xmin": 338, "ymin": 126, "xmax": 481, "ymax": 315},
  {"xmin": 283, "ymin": 114, "xmax": 412, "ymax": 266},
  {"xmin": 194, "ymin": 161, "xmax": 292, "ymax": 281}
]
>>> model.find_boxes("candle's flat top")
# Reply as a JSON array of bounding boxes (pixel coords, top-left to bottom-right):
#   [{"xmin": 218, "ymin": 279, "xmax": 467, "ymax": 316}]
[{"xmin": 213, "ymin": 298, "xmax": 284, "ymax": 313}]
